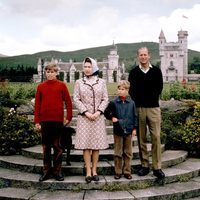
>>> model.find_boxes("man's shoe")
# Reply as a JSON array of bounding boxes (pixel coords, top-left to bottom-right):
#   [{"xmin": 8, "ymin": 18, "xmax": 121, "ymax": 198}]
[
  {"xmin": 54, "ymin": 172, "xmax": 64, "ymax": 181},
  {"xmin": 137, "ymin": 167, "xmax": 150, "ymax": 176},
  {"xmin": 39, "ymin": 173, "xmax": 51, "ymax": 182},
  {"xmin": 153, "ymin": 169, "xmax": 165, "ymax": 179},
  {"xmin": 114, "ymin": 174, "xmax": 121, "ymax": 179},
  {"xmin": 124, "ymin": 174, "xmax": 132, "ymax": 180}
]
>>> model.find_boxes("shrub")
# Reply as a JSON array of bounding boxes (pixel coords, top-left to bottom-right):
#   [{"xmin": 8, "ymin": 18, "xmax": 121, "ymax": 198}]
[
  {"xmin": 178, "ymin": 102, "xmax": 200, "ymax": 156},
  {"xmin": 161, "ymin": 109, "xmax": 192, "ymax": 149},
  {"xmin": 167, "ymin": 82, "xmax": 200, "ymax": 100},
  {"xmin": 0, "ymin": 107, "xmax": 40, "ymax": 155}
]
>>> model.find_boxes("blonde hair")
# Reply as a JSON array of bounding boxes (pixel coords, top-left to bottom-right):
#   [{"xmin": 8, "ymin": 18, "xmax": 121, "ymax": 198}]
[
  {"xmin": 117, "ymin": 80, "xmax": 130, "ymax": 90},
  {"xmin": 45, "ymin": 63, "xmax": 58, "ymax": 72},
  {"xmin": 137, "ymin": 47, "xmax": 150, "ymax": 55}
]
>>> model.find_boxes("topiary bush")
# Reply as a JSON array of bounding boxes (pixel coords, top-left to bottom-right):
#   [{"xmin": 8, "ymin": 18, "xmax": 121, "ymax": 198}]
[{"xmin": 0, "ymin": 107, "xmax": 40, "ymax": 155}]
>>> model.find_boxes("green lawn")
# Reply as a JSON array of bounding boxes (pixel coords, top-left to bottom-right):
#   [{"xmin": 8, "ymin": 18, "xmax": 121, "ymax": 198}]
[
  {"xmin": 3, "ymin": 81, "xmax": 200, "ymax": 100},
  {"xmin": 66, "ymin": 82, "xmax": 118, "ymax": 95},
  {"xmin": 4, "ymin": 82, "xmax": 118, "ymax": 97}
]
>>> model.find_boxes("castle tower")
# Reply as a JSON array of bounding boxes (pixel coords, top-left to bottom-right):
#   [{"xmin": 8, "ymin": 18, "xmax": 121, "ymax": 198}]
[
  {"xmin": 37, "ymin": 58, "xmax": 42, "ymax": 76},
  {"xmin": 159, "ymin": 30, "xmax": 188, "ymax": 82},
  {"xmin": 178, "ymin": 30, "xmax": 188, "ymax": 78},
  {"xmin": 159, "ymin": 29, "xmax": 166, "ymax": 57},
  {"xmin": 107, "ymin": 41, "xmax": 119, "ymax": 82}
]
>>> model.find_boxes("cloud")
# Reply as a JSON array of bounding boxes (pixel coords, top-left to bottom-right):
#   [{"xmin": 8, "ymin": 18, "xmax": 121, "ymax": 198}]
[
  {"xmin": 0, "ymin": 1, "xmax": 200, "ymax": 55},
  {"xmin": 158, "ymin": 4, "xmax": 200, "ymax": 50}
]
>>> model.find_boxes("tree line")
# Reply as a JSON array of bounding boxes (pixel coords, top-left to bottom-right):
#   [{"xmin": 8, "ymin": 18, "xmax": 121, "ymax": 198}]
[{"xmin": 0, "ymin": 65, "xmax": 37, "ymax": 82}]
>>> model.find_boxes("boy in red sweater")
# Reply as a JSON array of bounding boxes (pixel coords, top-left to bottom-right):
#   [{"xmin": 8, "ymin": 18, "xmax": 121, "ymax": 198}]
[{"xmin": 34, "ymin": 63, "xmax": 72, "ymax": 182}]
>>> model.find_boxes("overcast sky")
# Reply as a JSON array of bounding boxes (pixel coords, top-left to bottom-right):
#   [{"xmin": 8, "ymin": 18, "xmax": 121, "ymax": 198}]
[{"xmin": 0, "ymin": 0, "xmax": 200, "ymax": 56}]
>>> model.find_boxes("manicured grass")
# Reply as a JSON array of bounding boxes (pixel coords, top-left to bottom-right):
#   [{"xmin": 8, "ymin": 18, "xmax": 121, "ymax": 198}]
[
  {"xmin": 5, "ymin": 82, "xmax": 118, "ymax": 97},
  {"xmin": 66, "ymin": 82, "xmax": 118, "ymax": 95},
  {"xmin": 67, "ymin": 83, "xmax": 117, "ymax": 95},
  {"xmin": 4, "ymin": 81, "xmax": 200, "ymax": 100}
]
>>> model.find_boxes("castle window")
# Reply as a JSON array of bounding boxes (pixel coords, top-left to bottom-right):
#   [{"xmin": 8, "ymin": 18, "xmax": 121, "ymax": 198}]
[
  {"xmin": 170, "ymin": 54, "xmax": 173, "ymax": 57},
  {"xmin": 168, "ymin": 61, "xmax": 175, "ymax": 70}
]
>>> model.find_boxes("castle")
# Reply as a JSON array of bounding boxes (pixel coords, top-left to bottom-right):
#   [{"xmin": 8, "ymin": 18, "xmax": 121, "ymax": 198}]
[
  {"xmin": 159, "ymin": 29, "xmax": 200, "ymax": 82},
  {"xmin": 33, "ymin": 43, "xmax": 125, "ymax": 83},
  {"xmin": 33, "ymin": 30, "xmax": 200, "ymax": 83}
]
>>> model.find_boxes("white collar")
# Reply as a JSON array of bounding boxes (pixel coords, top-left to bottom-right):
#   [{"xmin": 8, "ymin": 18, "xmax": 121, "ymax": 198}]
[{"xmin": 139, "ymin": 63, "xmax": 152, "ymax": 73}]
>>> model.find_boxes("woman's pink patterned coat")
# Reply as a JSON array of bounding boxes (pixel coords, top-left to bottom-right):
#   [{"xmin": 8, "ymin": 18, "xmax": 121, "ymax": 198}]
[{"xmin": 73, "ymin": 76, "xmax": 109, "ymax": 150}]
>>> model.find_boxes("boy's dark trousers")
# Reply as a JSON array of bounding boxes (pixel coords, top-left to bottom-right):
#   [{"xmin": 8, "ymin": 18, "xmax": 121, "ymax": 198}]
[
  {"xmin": 114, "ymin": 134, "xmax": 133, "ymax": 175},
  {"xmin": 41, "ymin": 121, "xmax": 63, "ymax": 176}
]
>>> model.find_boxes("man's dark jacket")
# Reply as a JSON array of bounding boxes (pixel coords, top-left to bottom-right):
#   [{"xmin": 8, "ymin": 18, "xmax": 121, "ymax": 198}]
[{"xmin": 128, "ymin": 65, "xmax": 163, "ymax": 108}]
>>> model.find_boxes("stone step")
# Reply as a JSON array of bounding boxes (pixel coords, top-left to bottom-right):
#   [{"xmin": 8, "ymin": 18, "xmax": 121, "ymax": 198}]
[
  {"xmin": 21, "ymin": 135, "xmax": 138, "ymax": 159},
  {"xmin": 0, "ymin": 158, "xmax": 199, "ymax": 193},
  {"xmin": 1, "ymin": 180, "xmax": 200, "ymax": 200},
  {"xmin": 21, "ymin": 142, "xmax": 161, "ymax": 161},
  {"xmin": 0, "ymin": 177, "xmax": 200, "ymax": 200},
  {"xmin": 0, "ymin": 150, "xmax": 187, "ymax": 175}
]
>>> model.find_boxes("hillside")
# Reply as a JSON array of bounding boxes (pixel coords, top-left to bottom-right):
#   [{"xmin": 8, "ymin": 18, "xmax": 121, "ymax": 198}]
[
  {"xmin": 0, "ymin": 54, "xmax": 8, "ymax": 57},
  {"xmin": 0, "ymin": 42, "xmax": 199, "ymax": 71}
]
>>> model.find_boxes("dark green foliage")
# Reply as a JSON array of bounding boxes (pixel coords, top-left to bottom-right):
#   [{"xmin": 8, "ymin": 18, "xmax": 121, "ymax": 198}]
[
  {"xmin": 58, "ymin": 71, "xmax": 64, "ymax": 81},
  {"xmin": 162, "ymin": 101, "xmax": 200, "ymax": 156},
  {"xmin": 0, "ymin": 82, "xmax": 39, "ymax": 155},
  {"xmin": 0, "ymin": 65, "xmax": 37, "ymax": 82},
  {"xmin": 0, "ymin": 108, "xmax": 40, "ymax": 155},
  {"xmin": 189, "ymin": 56, "xmax": 200, "ymax": 73},
  {"xmin": 0, "ymin": 90, "xmax": 11, "ymax": 107},
  {"xmin": 161, "ymin": 109, "xmax": 193, "ymax": 150},
  {"xmin": 162, "ymin": 82, "xmax": 200, "ymax": 101},
  {"xmin": 177, "ymin": 102, "xmax": 200, "ymax": 156}
]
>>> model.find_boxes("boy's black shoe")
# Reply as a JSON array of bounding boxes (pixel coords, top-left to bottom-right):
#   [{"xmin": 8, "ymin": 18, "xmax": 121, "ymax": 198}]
[
  {"xmin": 137, "ymin": 167, "xmax": 150, "ymax": 176},
  {"xmin": 39, "ymin": 173, "xmax": 51, "ymax": 182},
  {"xmin": 153, "ymin": 169, "xmax": 165, "ymax": 179},
  {"xmin": 54, "ymin": 172, "xmax": 64, "ymax": 181}
]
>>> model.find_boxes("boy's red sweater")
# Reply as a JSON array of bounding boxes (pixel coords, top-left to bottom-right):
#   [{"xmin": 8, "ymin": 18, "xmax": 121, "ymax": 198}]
[{"xmin": 34, "ymin": 79, "xmax": 72, "ymax": 124}]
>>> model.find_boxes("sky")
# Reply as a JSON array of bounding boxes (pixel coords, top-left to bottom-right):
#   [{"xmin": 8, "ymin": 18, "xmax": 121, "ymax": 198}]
[{"xmin": 0, "ymin": 0, "xmax": 200, "ymax": 56}]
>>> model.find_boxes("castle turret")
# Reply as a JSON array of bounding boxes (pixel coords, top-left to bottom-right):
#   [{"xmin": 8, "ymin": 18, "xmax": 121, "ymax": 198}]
[
  {"xmin": 178, "ymin": 30, "xmax": 188, "ymax": 77},
  {"xmin": 107, "ymin": 41, "xmax": 119, "ymax": 82},
  {"xmin": 70, "ymin": 64, "xmax": 76, "ymax": 83},
  {"xmin": 108, "ymin": 41, "xmax": 119, "ymax": 70},
  {"xmin": 37, "ymin": 58, "xmax": 42, "ymax": 75},
  {"xmin": 159, "ymin": 29, "xmax": 166, "ymax": 57}
]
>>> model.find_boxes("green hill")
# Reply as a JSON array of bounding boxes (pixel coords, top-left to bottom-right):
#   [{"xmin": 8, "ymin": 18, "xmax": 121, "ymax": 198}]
[{"xmin": 0, "ymin": 42, "xmax": 199, "ymax": 71}]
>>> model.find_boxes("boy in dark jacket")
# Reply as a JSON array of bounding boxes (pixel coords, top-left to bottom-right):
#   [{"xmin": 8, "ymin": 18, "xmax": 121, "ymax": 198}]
[{"xmin": 104, "ymin": 80, "xmax": 137, "ymax": 179}]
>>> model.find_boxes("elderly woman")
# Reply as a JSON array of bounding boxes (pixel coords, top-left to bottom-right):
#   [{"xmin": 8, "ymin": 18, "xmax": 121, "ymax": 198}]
[{"xmin": 73, "ymin": 57, "xmax": 109, "ymax": 183}]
